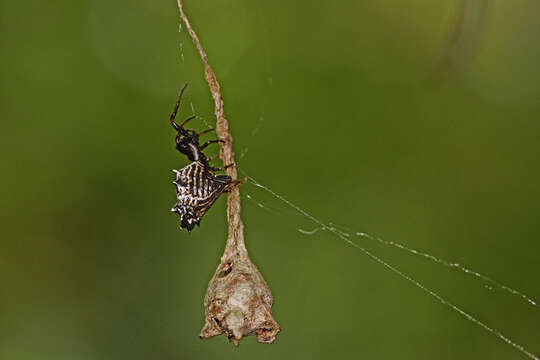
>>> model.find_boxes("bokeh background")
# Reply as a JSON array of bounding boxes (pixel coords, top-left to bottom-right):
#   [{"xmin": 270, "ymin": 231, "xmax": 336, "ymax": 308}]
[{"xmin": 1, "ymin": 0, "xmax": 539, "ymax": 359}]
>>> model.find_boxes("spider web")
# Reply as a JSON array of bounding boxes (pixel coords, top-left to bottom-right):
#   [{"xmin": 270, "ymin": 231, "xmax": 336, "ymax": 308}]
[
  {"xmin": 231, "ymin": 77, "xmax": 539, "ymax": 359},
  {"xmin": 176, "ymin": 19, "xmax": 539, "ymax": 360},
  {"xmin": 238, "ymin": 170, "xmax": 539, "ymax": 360}
]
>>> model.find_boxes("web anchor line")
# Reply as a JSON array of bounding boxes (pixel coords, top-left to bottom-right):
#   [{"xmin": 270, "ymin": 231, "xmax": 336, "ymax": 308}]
[
  {"xmin": 353, "ymin": 231, "xmax": 538, "ymax": 308},
  {"xmin": 243, "ymin": 171, "xmax": 538, "ymax": 309},
  {"xmin": 293, "ymin": 227, "xmax": 539, "ymax": 309},
  {"xmin": 240, "ymin": 169, "xmax": 539, "ymax": 360}
]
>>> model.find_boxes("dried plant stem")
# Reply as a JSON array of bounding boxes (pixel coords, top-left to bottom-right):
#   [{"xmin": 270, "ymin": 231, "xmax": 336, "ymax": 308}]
[{"xmin": 176, "ymin": 0, "xmax": 280, "ymax": 346}]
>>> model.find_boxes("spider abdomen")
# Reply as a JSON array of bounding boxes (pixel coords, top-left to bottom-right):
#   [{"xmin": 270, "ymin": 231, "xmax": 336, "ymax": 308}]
[{"xmin": 171, "ymin": 161, "xmax": 232, "ymax": 231}]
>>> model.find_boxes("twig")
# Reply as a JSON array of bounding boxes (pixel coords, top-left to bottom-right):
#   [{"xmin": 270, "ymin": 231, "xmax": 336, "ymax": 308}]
[{"xmin": 176, "ymin": 0, "xmax": 280, "ymax": 346}]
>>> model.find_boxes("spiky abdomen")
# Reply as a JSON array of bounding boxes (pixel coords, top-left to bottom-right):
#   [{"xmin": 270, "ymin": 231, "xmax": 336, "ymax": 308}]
[{"xmin": 171, "ymin": 161, "xmax": 231, "ymax": 231}]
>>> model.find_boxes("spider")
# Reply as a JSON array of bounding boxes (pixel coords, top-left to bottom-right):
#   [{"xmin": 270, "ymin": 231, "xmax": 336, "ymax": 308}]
[{"xmin": 169, "ymin": 83, "xmax": 242, "ymax": 231}]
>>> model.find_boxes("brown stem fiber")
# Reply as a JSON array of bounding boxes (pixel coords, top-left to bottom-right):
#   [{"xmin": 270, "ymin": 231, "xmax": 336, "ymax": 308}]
[{"xmin": 176, "ymin": 0, "xmax": 280, "ymax": 346}]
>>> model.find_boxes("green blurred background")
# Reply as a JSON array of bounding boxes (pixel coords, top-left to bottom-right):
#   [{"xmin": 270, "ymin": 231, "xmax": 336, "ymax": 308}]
[{"xmin": 1, "ymin": 0, "xmax": 539, "ymax": 359}]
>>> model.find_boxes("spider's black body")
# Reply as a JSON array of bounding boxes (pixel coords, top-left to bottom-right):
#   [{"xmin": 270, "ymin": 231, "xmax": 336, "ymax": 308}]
[{"xmin": 169, "ymin": 83, "xmax": 238, "ymax": 231}]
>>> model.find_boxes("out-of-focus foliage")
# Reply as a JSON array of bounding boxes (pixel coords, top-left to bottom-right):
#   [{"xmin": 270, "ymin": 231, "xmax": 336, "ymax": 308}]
[{"xmin": 1, "ymin": 1, "xmax": 539, "ymax": 359}]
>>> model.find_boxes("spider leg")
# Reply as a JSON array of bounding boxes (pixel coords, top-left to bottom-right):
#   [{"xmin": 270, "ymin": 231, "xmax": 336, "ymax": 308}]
[
  {"xmin": 170, "ymin": 83, "xmax": 188, "ymax": 130},
  {"xmin": 198, "ymin": 128, "xmax": 215, "ymax": 136},
  {"xmin": 228, "ymin": 177, "xmax": 248, "ymax": 189},
  {"xmin": 215, "ymin": 174, "xmax": 232, "ymax": 183},
  {"xmin": 234, "ymin": 177, "xmax": 248, "ymax": 186},
  {"xmin": 200, "ymin": 139, "xmax": 225, "ymax": 150},
  {"xmin": 209, "ymin": 163, "xmax": 234, "ymax": 172},
  {"xmin": 179, "ymin": 115, "xmax": 196, "ymax": 129}
]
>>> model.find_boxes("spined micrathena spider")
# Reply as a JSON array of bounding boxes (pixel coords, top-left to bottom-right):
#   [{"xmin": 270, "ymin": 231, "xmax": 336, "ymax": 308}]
[{"xmin": 169, "ymin": 83, "xmax": 243, "ymax": 231}]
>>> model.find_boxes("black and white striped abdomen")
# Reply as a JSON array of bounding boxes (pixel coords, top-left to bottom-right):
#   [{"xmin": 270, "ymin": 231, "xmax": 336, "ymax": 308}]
[{"xmin": 171, "ymin": 161, "xmax": 232, "ymax": 231}]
